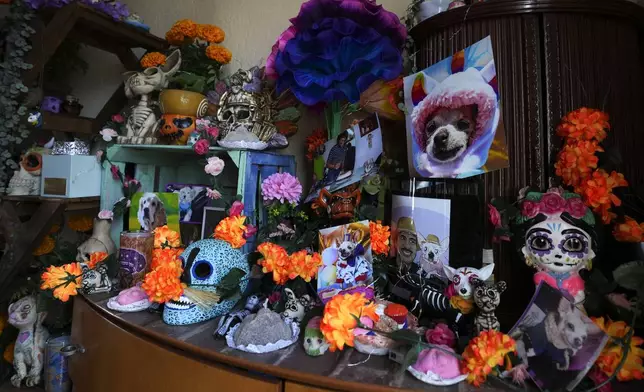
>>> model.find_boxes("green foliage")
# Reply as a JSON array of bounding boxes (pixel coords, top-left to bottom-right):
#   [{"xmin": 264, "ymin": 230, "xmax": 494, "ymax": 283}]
[
  {"xmin": 216, "ymin": 267, "xmax": 247, "ymax": 301},
  {"xmin": 169, "ymin": 71, "xmax": 206, "ymax": 94},
  {"xmin": 0, "ymin": 1, "xmax": 35, "ymax": 191}
]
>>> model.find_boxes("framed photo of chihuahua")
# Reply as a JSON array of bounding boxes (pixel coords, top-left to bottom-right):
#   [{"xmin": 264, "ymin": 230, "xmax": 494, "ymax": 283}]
[{"xmin": 403, "ymin": 36, "xmax": 509, "ymax": 178}]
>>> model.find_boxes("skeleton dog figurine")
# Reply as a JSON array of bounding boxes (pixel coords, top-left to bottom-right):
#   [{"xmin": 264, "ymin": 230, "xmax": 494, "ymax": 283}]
[
  {"xmin": 120, "ymin": 49, "xmax": 182, "ymax": 144},
  {"xmin": 7, "ymin": 296, "xmax": 49, "ymax": 388}
]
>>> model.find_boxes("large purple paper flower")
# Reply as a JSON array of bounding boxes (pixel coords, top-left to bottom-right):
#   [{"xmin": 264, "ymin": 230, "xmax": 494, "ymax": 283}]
[
  {"xmin": 261, "ymin": 172, "xmax": 303, "ymax": 204},
  {"xmin": 266, "ymin": 0, "xmax": 406, "ymax": 106}
]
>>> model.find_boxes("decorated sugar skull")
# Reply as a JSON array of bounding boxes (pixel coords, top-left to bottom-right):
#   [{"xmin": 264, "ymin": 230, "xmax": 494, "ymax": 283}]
[
  {"xmin": 517, "ymin": 188, "xmax": 596, "ymax": 305},
  {"xmin": 163, "ymin": 238, "xmax": 249, "ymax": 325}
]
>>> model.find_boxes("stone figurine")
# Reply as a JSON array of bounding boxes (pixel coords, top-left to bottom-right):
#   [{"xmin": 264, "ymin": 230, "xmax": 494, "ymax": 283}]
[
  {"xmin": 7, "ymin": 139, "xmax": 54, "ymax": 196},
  {"xmin": 80, "ymin": 263, "xmax": 112, "ymax": 294},
  {"xmin": 517, "ymin": 188, "xmax": 596, "ymax": 305},
  {"xmin": 120, "ymin": 49, "xmax": 181, "ymax": 145},
  {"xmin": 7, "ymin": 296, "xmax": 49, "ymax": 388},
  {"xmin": 213, "ymin": 295, "xmax": 261, "ymax": 338},
  {"xmin": 76, "ymin": 218, "xmax": 117, "ymax": 262},
  {"xmin": 472, "ymin": 280, "xmax": 506, "ymax": 334},
  {"xmin": 233, "ymin": 308, "xmax": 292, "ymax": 347}
]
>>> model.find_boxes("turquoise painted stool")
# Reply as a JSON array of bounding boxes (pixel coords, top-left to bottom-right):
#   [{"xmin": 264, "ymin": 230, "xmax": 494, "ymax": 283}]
[{"xmin": 101, "ymin": 145, "xmax": 296, "ymax": 251}]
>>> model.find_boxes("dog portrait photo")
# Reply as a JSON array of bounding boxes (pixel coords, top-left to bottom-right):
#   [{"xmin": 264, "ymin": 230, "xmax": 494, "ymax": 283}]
[
  {"xmin": 165, "ymin": 183, "xmax": 211, "ymax": 224},
  {"xmin": 129, "ymin": 192, "xmax": 180, "ymax": 234},
  {"xmin": 509, "ymin": 283, "xmax": 608, "ymax": 391},
  {"xmin": 317, "ymin": 221, "xmax": 373, "ymax": 303},
  {"xmin": 390, "ymin": 194, "xmax": 451, "ymax": 279},
  {"xmin": 403, "ymin": 36, "xmax": 509, "ymax": 178}
]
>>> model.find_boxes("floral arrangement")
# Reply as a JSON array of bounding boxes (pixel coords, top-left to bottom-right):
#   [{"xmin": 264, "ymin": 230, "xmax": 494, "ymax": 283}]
[
  {"xmin": 369, "ymin": 221, "xmax": 390, "ymax": 256},
  {"xmin": 24, "ymin": 0, "xmax": 130, "ymax": 21},
  {"xmin": 142, "ymin": 226, "xmax": 185, "ymax": 303},
  {"xmin": 262, "ymin": 172, "xmax": 302, "ymax": 205},
  {"xmin": 319, "ymin": 292, "xmax": 379, "ymax": 351},
  {"xmin": 164, "ymin": 19, "xmax": 232, "ymax": 93},
  {"xmin": 460, "ymin": 330, "xmax": 517, "ymax": 387},
  {"xmin": 140, "ymin": 52, "xmax": 167, "ymax": 69},
  {"xmin": 190, "ymin": 118, "xmax": 220, "ymax": 155},
  {"xmin": 553, "ymin": 108, "xmax": 642, "ymax": 240},
  {"xmin": 592, "ymin": 317, "xmax": 644, "ymax": 381},
  {"xmin": 40, "ymin": 251, "xmax": 108, "ymax": 302},
  {"xmin": 211, "ymin": 201, "xmax": 256, "ymax": 249},
  {"xmin": 257, "ymin": 242, "xmax": 321, "ymax": 285},
  {"xmin": 305, "ymin": 128, "xmax": 327, "ymax": 161}
]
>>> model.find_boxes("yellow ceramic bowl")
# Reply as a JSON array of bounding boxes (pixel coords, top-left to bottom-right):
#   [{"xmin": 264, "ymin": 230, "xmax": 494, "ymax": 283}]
[{"xmin": 159, "ymin": 89, "xmax": 208, "ymax": 118}]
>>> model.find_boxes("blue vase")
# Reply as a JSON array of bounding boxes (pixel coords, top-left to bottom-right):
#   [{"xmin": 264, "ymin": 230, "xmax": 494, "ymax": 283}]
[{"xmin": 44, "ymin": 335, "xmax": 72, "ymax": 392}]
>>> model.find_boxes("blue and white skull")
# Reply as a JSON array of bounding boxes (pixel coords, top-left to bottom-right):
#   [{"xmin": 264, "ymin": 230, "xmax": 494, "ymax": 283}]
[{"xmin": 163, "ymin": 238, "xmax": 249, "ymax": 326}]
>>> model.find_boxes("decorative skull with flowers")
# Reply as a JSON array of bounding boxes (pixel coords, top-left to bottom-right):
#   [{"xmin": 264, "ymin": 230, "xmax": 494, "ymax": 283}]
[{"xmin": 515, "ymin": 188, "xmax": 597, "ymax": 305}]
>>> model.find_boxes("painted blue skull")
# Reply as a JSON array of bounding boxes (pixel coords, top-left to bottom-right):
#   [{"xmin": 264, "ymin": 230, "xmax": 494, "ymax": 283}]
[{"xmin": 163, "ymin": 238, "xmax": 249, "ymax": 325}]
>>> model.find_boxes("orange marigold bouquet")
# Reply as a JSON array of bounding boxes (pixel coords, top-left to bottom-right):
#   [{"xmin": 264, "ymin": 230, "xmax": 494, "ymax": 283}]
[
  {"xmin": 460, "ymin": 330, "xmax": 516, "ymax": 387},
  {"xmin": 163, "ymin": 19, "xmax": 232, "ymax": 94},
  {"xmin": 319, "ymin": 293, "xmax": 379, "ymax": 351},
  {"xmin": 142, "ymin": 226, "xmax": 185, "ymax": 303},
  {"xmin": 592, "ymin": 317, "xmax": 644, "ymax": 381},
  {"xmin": 369, "ymin": 221, "xmax": 390, "ymax": 256},
  {"xmin": 257, "ymin": 243, "xmax": 322, "ymax": 285},
  {"xmin": 140, "ymin": 52, "xmax": 166, "ymax": 68},
  {"xmin": 214, "ymin": 215, "xmax": 249, "ymax": 249}
]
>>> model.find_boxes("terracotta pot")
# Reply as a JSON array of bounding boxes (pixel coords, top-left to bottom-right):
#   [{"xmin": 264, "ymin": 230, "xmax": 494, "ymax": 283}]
[
  {"xmin": 159, "ymin": 89, "xmax": 208, "ymax": 118},
  {"xmin": 158, "ymin": 114, "xmax": 196, "ymax": 145}
]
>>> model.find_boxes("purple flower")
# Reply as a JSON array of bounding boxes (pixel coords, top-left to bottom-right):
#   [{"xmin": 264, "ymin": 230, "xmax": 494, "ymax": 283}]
[
  {"xmin": 267, "ymin": 0, "xmax": 406, "ymax": 105},
  {"xmin": 261, "ymin": 172, "xmax": 302, "ymax": 204}
]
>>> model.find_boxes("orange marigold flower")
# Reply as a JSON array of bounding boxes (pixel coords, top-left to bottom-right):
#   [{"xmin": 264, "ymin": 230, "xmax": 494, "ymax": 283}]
[
  {"xmin": 257, "ymin": 242, "xmax": 290, "ymax": 285},
  {"xmin": 592, "ymin": 317, "xmax": 644, "ymax": 381},
  {"xmin": 289, "ymin": 250, "xmax": 323, "ymax": 283},
  {"xmin": 305, "ymin": 128, "xmax": 327, "ymax": 161},
  {"xmin": 141, "ymin": 262, "xmax": 183, "ymax": 303},
  {"xmin": 67, "ymin": 215, "xmax": 93, "ymax": 232},
  {"xmin": 557, "ymin": 107, "xmax": 610, "ymax": 142},
  {"xmin": 214, "ymin": 215, "xmax": 247, "ymax": 248},
  {"xmin": 171, "ymin": 19, "xmax": 197, "ymax": 39},
  {"xmin": 140, "ymin": 52, "xmax": 167, "ymax": 68},
  {"xmin": 150, "ymin": 248, "xmax": 184, "ymax": 271},
  {"xmin": 154, "ymin": 225, "xmax": 181, "ymax": 249},
  {"xmin": 369, "ymin": 221, "xmax": 391, "ymax": 255},
  {"xmin": 33, "ymin": 235, "xmax": 55, "ymax": 256},
  {"xmin": 460, "ymin": 330, "xmax": 517, "ymax": 387},
  {"xmin": 49, "ymin": 224, "xmax": 60, "ymax": 234},
  {"xmin": 319, "ymin": 293, "xmax": 379, "ymax": 352},
  {"xmin": 165, "ymin": 27, "xmax": 185, "ymax": 45},
  {"xmin": 197, "ymin": 24, "xmax": 225, "ymax": 43},
  {"xmin": 205, "ymin": 44, "xmax": 232, "ymax": 64},
  {"xmin": 3, "ymin": 342, "xmax": 14, "ymax": 363},
  {"xmin": 577, "ymin": 170, "xmax": 628, "ymax": 224},
  {"xmin": 613, "ymin": 216, "xmax": 644, "ymax": 243},
  {"xmin": 554, "ymin": 140, "xmax": 603, "ymax": 188},
  {"xmin": 86, "ymin": 252, "xmax": 108, "ymax": 269},
  {"xmin": 40, "ymin": 263, "xmax": 82, "ymax": 302}
]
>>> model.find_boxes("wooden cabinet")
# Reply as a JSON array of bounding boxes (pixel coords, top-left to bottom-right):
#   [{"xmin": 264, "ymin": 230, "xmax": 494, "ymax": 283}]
[
  {"xmin": 285, "ymin": 382, "xmax": 336, "ymax": 392},
  {"xmin": 68, "ymin": 298, "xmax": 282, "ymax": 392}
]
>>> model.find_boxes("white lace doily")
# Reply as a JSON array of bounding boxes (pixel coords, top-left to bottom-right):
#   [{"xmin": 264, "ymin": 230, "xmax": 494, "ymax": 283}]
[
  {"xmin": 407, "ymin": 366, "xmax": 467, "ymax": 386},
  {"xmin": 226, "ymin": 319, "xmax": 300, "ymax": 353}
]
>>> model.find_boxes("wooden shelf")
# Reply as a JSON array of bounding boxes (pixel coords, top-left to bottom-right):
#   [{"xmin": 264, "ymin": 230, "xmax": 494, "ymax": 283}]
[
  {"xmin": 42, "ymin": 112, "xmax": 94, "ymax": 134},
  {"xmin": 116, "ymin": 144, "xmax": 231, "ymax": 153},
  {"xmin": 1, "ymin": 195, "xmax": 100, "ymax": 211}
]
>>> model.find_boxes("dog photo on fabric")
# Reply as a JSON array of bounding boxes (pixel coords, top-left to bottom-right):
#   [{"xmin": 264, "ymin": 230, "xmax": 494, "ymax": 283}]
[
  {"xmin": 403, "ymin": 36, "xmax": 509, "ymax": 178},
  {"xmin": 128, "ymin": 192, "xmax": 181, "ymax": 234},
  {"xmin": 509, "ymin": 283, "xmax": 608, "ymax": 391}
]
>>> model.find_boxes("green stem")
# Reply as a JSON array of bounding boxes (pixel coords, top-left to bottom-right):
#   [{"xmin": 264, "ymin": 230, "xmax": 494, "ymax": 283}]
[{"xmin": 324, "ymin": 100, "xmax": 344, "ymax": 140}]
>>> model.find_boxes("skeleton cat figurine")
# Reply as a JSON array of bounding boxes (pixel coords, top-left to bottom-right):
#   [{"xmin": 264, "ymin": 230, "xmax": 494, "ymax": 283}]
[
  {"xmin": 7, "ymin": 296, "xmax": 49, "ymax": 388},
  {"xmin": 472, "ymin": 280, "xmax": 506, "ymax": 334}
]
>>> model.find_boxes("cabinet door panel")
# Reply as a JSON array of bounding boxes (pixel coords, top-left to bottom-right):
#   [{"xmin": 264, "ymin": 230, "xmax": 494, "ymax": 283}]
[
  {"xmin": 69, "ymin": 297, "xmax": 282, "ymax": 392},
  {"xmin": 285, "ymin": 381, "xmax": 335, "ymax": 392}
]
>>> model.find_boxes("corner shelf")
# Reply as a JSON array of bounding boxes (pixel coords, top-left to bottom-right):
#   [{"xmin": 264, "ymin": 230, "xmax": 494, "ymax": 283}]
[{"xmin": 42, "ymin": 112, "xmax": 94, "ymax": 134}]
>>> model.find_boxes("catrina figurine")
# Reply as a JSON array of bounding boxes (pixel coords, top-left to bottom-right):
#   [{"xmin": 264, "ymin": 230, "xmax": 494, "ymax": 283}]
[{"xmin": 303, "ymin": 316, "xmax": 330, "ymax": 356}]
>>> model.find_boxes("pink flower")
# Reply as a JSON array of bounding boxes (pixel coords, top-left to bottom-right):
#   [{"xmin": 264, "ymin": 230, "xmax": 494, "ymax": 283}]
[
  {"xmin": 425, "ymin": 323, "xmax": 456, "ymax": 347},
  {"xmin": 268, "ymin": 291, "xmax": 281, "ymax": 305},
  {"xmin": 606, "ymin": 293, "xmax": 633, "ymax": 310},
  {"xmin": 243, "ymin": 224, "xmax": 257, "ymax": 239},
  {"xmin": 204, "ymin": 156, "xmax": 225, "ymax": 176},
  {"xmin": 110, "ymin": 164, "xmax": 120, "ymax": 180},
  {"xmin": 566, "ymin": 197, "xmax": 588, "ymax": 218},
  {"xmin": 540, "ymin": 192, "xmax": 567, "ymax": 214},
  {"xmin": 492, "ymin": 235, "xmax": 511, "ymax": 243},
  {"xmin": 588, "ymin": 366, "xmax": 613, "ymax": 392},
  {"xmin": 193, "ymin": 139, "xmax": 210, "ymax": 155},
  {"xmin": 206, "ymin": 188, "xmax": 222, "ymax": 200},
  {"xmin": 521, "ymin": 200, "xmax": 539, "ymax": 218},
  {"xmin": 98, "ymin": 210, "xmax": 114, "ymax": 220},
  {"xmin": 100, "ymin": 128, "xmax": 118, "ymax": 142},
  {"xmin": 196, "ymin": 118, "xmax": 211, "ymax": 129},
  {"xmin": 207, "ymin": 127, "xmax": 219, "ymax": 139},
  {"xmin": 261, "ymin": 172, "xmax": 303, "ymax": 204},
  {"xmin": 95, "ymin": 150, "xmax": 104, "ymax": 161},
  {"xmin": 111, "ymin": 114, "xmax": 125, "ymax": 123},
  {"xmin": 507, "ymin": 363, "xmax": 530, "ymax": 386},
  {"xmin": 229, "ymin": 200, "xmax": 244, "ymax": 217},
  {"xmin": 488, "ymin": 204, "xmax": 501, "ymax": 228}
]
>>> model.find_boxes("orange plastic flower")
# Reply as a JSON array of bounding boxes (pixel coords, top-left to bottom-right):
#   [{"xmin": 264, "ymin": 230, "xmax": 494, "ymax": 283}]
[
  {"xmin": 3, "ymin": 342, "xmax": 14, "ymax": 363},
  {"xmin": 461, "ymin": 330, "xmax": 517, "ymax": 387},
  {"xmin": 49, "ymin": 224, "xmax": 60, "ymax": 234},
  {"xmin": 165, "ymin": 27, "xmax": 185, "ymax": 45},
  {"xmin": 214, "ymin": 215, "xmax": 247, "ymax": 248},
  {"xmin": 288, "ymin": 250, "xmax": 323, "ymax": 283},
  {"xmin": 554, "ymin": 140, "xmax": 603, "ymax": 187},
  {"xmin": 154, "ymin": 225, "xmax": 181, "ymax": 249},
  {"xmin": 40, "ymin": 263, "xmax": 82, "ymax": 302},
  {"xmin": 319, "ymin": 293, "xmax": 379, "ymax": 352},
  {"xmin": 140, "ymin": 52, "xmax": 167, "ymax": 68},
  {"xmin": 557, "ymin": 108, "xmax": 609, "ymax": 142},
  {"xmin": 613, "ymin": 216, "xmax": 644, "ymax": 243},
  {"xmin": 305, "ymin": 128, "xmax": 327, "ymax": 161},
  {"xmin": 171, "ymin": 19, "xmax": 197, "ymax": 39},
  {"xmin": 257, "ymin": 242, "xmax": 290, "ymax": 285},
  {"xmin": 577, "ymin": 170, "xmax": 628, "ymax": 224},
  {"xmin": 197, "ymin": 24, "xmax": 225, "ymax": 43},
  {"xmin": 33, "ymin": 235, "xmax": 55, "ymax": 256},
  {"xmin": 369, "ymin": 221, "xmax": 391, "ymax": 255},
  {"xmin": 205, "ymin": 44, "xmax": 232, "ymax": 64},
  {"xmin": 592, "ymin": 317, "xmax": 644, "ymax": 381},
  {"xmin": 141, "ymin": 262, "xmax": 183, "ymax": 303},
  {"xmin": 86, "ymin": 252, "xmax": 108, "ymax": 269},
  {"xmin": 67, "ymin": 215, "xmax": 93, "ymax": 232},
  {"xmin": 150, "ymin": 248, "xmax": 184, "ymax": 271}
]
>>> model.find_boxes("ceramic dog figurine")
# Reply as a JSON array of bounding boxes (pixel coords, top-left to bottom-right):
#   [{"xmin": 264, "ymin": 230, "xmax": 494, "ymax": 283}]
[
  {"xmin": 7, "ymin": 296, "xmax": 49, "ymax": 388},
  {"xmin": 443, "ymin": 264, "xmax": 495, "ymax": 300},
  {"xmin": 472, "ymin": 280, "xmax": 506, "ymax": 333}
]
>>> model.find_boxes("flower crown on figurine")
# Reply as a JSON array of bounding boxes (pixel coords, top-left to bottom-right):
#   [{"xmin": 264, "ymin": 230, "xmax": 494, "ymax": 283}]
[{"xmin": 516, "ymin": 188, "xmax": 595, "ymax": 226}]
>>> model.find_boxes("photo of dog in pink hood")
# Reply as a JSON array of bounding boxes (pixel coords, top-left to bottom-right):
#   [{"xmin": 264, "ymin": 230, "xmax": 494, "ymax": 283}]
[{"xmin": 404, "ymin": 36, "xmax": 508, "ymax": 178}]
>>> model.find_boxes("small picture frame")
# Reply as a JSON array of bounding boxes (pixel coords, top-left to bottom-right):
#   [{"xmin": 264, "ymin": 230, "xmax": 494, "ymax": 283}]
[{"xmin": 201, "ymin": 207, "xmax": 227, "ymax": 239}]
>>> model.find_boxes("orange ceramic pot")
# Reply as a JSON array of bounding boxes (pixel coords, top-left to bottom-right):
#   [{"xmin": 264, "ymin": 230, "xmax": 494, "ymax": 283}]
[
  {"xmin": 158, "ymin": 114, "xmax": 196, "ymax": 145},
  {"xmin": 159, "ymin": 89, "xmax": 208, "ymax": 118}
]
